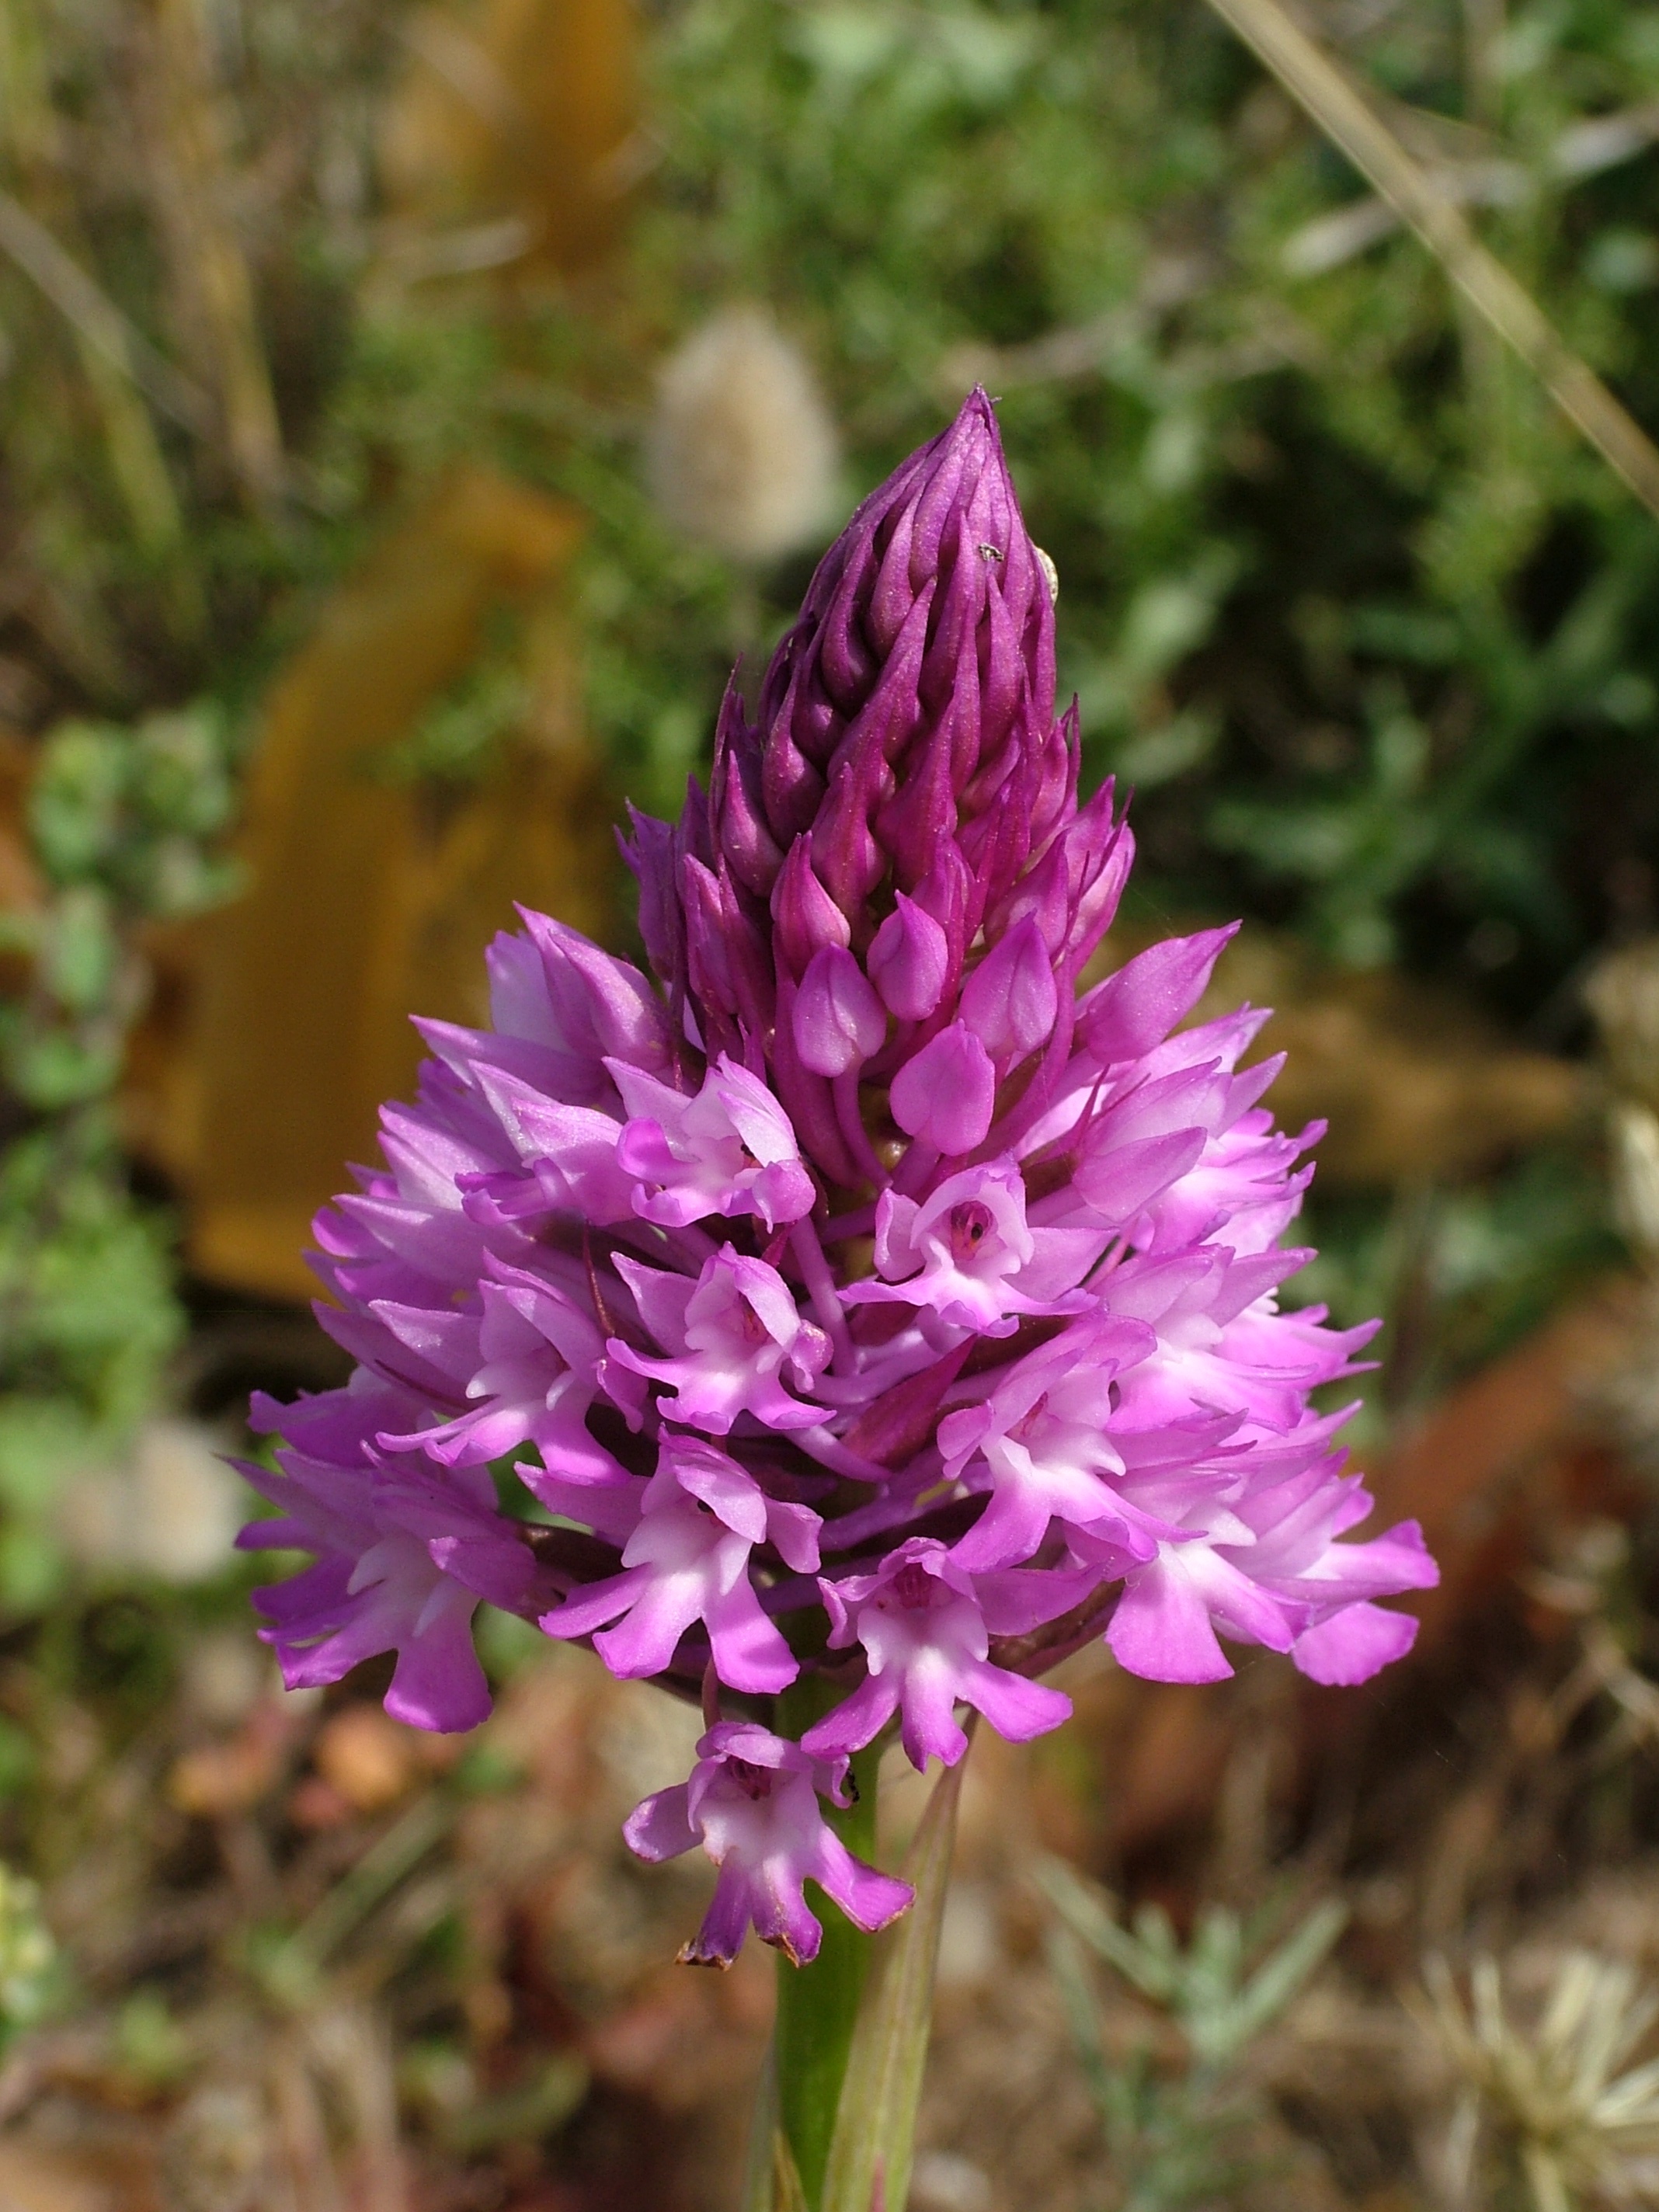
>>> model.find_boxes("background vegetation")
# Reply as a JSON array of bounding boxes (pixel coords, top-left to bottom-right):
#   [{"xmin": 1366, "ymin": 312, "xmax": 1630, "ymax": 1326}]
[{"xmin": 3, "ymin": 1, "xmax": 1659, "ymax": 2204}]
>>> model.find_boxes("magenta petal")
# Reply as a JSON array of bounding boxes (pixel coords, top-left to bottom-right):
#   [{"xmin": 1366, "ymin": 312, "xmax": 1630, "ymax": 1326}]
[
  {"xmin": 800, "ymin": 1674, "xmax": 901, "ymax": 1763},
  {"xmin": 961, "ymin": 1658, "xmax": 1071, "ymax": 1743},
  {"xmin": 593, "ymin": 1571, "xmax": 707, "ymax": 1678},
  {"xmin": 973, "ymin": 1564, "xmax": 1102, "ymax": 1636},
  {"xmin": 896, "ymin": 1655, "xmax": 971, "ymax": 1768},
  {"xmin": 765, "ymin": 1497, "xmax": 824, "ymax": 1574},
  {"xmin": 687, "ymin": 1865, "xmax": 774, "ymax": 1966},
  {"xmin": 1074, "ymin": 1128, "xmax": 1209, "ymax": 1226},
  {"xmin": 1108, "ymin": 1556, "xmax": 1233, "ymax": 1683},
  {"xmin": 889, "ymin": 1022, "xmax": 995, "ymax": 1154},
  {"xmin": 538, "ymin": 1568, "xmax": 642, "ymax": 1643},
  {"xmin": 1292, "ymin": 1601, "xmax": 1419, "ymax": 1685},
  {"xmin": 704, "ymin": 1575, "xmax": 800, "ymax": 1694},
  {"xmin": 384, "ymin": 1590, "xmax": 492, "ymax": 1733},
  {"xmin": 1080, "ymin": 925, "xmax": 1240, "ymax": 1065},
  {"xmin": 811, "ymin": 1829, "xmax": 913, "ymax": 1935},
  {"xmin": 623, "ymin": 1783, "xmax": 700, "ymax": 1862}
]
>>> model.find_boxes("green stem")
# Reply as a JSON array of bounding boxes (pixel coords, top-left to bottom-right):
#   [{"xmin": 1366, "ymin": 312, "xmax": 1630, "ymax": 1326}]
[{"xmin": 774, "ymin": 1685, "xmax": 882, "ymax": 2209}]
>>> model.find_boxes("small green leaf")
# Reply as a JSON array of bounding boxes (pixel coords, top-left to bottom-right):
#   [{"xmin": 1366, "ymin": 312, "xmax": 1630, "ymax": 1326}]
[
  {"xmin": 440, "ymin": 2053, "xmax": 589, "ymax": 2156},
  {"xmin": 742, "ymin": 2047, "xmax": 810, "ymax": 2212},
  {"xmin": 1211, "ymin": 1897, "xmax": 1348, "ymax": 2064},
  {"xmin": 1035, "ymin": 1856, "xmax": 1170, "ymax": 2000},
  {"xmin": 770, "ymin": 1686, "xmax": 882, "ymax": 2205},
  {"xmin": 743, "ymin": 2039, "xmax": 783, "ymax": 2212},
  {"xmin": 820, "ymin": 1745, "xmax": 969, "ymax": 2212},
  {"xmin": 1045, "ymin": 1920, "xmax": 1115, "ymax": 2129}
]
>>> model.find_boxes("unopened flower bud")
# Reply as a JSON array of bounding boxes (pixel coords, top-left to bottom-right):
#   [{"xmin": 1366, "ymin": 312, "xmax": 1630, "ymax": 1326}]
[
  {"xmin": 960, "ymin": 916, "xmax": 1059, "ymax": 1063},
  {"xmin": 888, "ymin": 1021, "xmax": 995, "ymax": 1155},
  {"xmin": 718, "ymin": 389, "xmax": 1060, "ymax": 948},
  {"xmin": 868, "ymin": 894, "xmax": 949, "ymax": 1021},
  {"xmin": 710, "ymin": 688, "xmax": 785, "ymax": 898},
  {"xmin": 770, "ymin": 836, "xmax": 850, "ymax": 979},
  {"xmin": 794, "ymin": 947, "xmax": 886, "ymax": 1076}
]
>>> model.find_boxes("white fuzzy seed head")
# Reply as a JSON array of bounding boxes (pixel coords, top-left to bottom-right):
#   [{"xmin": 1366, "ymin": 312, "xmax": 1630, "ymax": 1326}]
[{"xmin": 647, "ymin": 308, "xmax": 840, "ymax": 563}]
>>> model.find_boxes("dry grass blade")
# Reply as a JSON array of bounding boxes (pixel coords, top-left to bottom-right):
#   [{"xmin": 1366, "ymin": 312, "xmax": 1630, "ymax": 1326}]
[
  {"xmin": 1201, "ymin": 0, "xmax": 1659, "ymax": 520},
  {"xmin": 395, "ymin": 11, "xmax": 523, "ymax": 134},
  {"xmin": 1420, "ymin": 1950, "xmax": 1659, "ymax": 2212},
  {"xmin": 289, "ymin": 1794, "xmax": 451, "ymax": 1974},
  {"xmin": 146, "ymin": 0, "xmax": 286, "ymax": 507},
  {"xmin": 304, "ymin": 2005, "xmax": 409, "ymax": 2212},
  {"xmin": 0, "ymin": 188, "xmax": 212, "ymax": 435},
  {"xmin": 0, "ymin": 0, "xmax": 194, "ymax": 569}
]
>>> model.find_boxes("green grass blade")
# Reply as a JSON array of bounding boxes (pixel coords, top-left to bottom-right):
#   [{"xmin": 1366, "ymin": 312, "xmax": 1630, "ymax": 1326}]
[{"xmin": 821, "ymin": 1749, "xmax": 969, "ymax": 2212}]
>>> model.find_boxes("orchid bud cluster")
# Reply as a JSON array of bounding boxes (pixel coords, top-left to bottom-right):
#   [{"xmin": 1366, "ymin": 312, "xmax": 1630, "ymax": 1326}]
[{"xmin": 241, "ymin": 393, "xmax": 1435, "ymax": 1970}]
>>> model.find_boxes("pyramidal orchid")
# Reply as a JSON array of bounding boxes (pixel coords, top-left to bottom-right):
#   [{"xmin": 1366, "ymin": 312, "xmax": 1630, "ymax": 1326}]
[{"xmin": 242, "ymin": 391, "xmax": 1435, "ymax": 2200}]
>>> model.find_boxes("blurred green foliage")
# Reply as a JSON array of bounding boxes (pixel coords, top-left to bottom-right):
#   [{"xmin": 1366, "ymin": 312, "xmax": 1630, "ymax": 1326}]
[
  {"xmin": 12, "ymin": 0, "xmax": 1659, "ymax": 995},
  {"xmin": 1038, "ymin": 1854, "xmax": 1349, "ymax": 2210},
  {"xmin": 8, "ymin": 0, "xmax": 1659, "ymax": 993},
  {"xmin": 625, "ymin": 0, "xmax": 1659, "ymax": 1005},
  {"xmin": 0, "ymin": 1864, "xmax": 63, "ymax": 2047},
  {"xmin": 2, "ymin": 706, "xmax": 237, "ymax": 1109},
  {"xmin": 0, "ymin": 706, "xmax": 237, "ymax": 1613}
]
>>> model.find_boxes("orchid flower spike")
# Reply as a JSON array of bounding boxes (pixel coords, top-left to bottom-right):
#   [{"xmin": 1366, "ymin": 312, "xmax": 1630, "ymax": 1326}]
[{"xmin": 248, "ymin": 390, "xmax": 1435, "ymax": 1963}]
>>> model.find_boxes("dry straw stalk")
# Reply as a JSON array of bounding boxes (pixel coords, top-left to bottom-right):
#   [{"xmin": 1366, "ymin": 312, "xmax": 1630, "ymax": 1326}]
[{"xmin": 1202, "ymin": 0, "xmax": 1659, "ymax": 520}]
